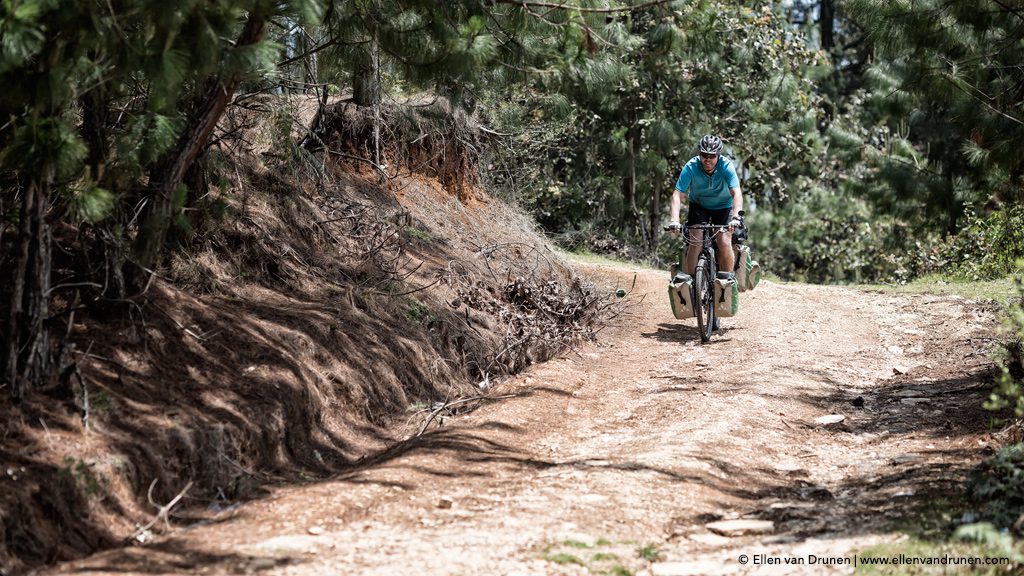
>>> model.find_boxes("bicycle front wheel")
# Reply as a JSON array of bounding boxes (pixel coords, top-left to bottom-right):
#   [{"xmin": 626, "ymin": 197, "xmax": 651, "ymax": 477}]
[{"xmin": 693, "ymin": 255, "xmax": 715, "ymax": 343}]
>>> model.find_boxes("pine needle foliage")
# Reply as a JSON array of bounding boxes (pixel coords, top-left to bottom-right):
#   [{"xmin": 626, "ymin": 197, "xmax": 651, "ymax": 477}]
[
  {"xmin": 847, "ymin": 0, "xmax": 1024, "ymax": 210},
  {"xmin": 483, "ymin": 1, "xmax": 826, "ymax": 255}
]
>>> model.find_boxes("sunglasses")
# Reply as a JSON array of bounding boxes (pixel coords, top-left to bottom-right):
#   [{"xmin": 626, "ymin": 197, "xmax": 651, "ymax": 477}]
[{"xmin": 700, "ymin": 153, "xmax": 718, "ymax": 160}]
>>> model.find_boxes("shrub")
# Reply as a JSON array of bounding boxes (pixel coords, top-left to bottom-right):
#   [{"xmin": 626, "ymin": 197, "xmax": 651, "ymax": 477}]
[
  {"xmin": 987, "ymin": 274, "xmax": 1024, "ymax": 417},
  {"xmin": 942, "ymin": 205, "xmax": 1024, "ymax": 281}
]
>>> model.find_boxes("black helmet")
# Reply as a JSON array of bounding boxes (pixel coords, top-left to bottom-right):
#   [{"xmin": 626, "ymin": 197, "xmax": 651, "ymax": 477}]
[{"xmin": 698, "ymin": 134, "xmax": 723, "ymax": 155}]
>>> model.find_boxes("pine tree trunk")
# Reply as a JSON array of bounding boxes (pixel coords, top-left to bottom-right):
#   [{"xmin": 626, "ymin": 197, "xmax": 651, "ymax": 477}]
[
  {"xmin": 302, "ymin": 26, "xmax": 319, "ymax": 92},
  {"xmin": 4, "ymin": 173, "xmax": 54, "ymax": 399},
  {"xmin": 81, "ymin": 90, "xmax": 110, "ymax": 181},
  {"xmin": 353, "ymin": 34, "xmax": 382, "ymax": 168},
  {"xmin": 649, "ymin": 185, "xmax": 661, "ymax": 255},
  {"xmin": 620, "ymin": 123, "xmax": 648, "ymax": 247},
  {"xmin": 131, "ymin": 16, "xmax": 267, "ymax": 286},
  {"xmin": 353, "ymin": 37, "xmax": 381, "ymax": 108},
  {"xmin": 820, "ymin": 0, "xmax": 835, "ymax": 52}
]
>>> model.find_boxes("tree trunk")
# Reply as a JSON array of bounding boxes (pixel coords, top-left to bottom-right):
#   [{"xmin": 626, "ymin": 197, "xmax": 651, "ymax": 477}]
[
  {"xmin": 353, "ymin": 34, "xmax": 383, "ymax": 169},
  {"xmin": 353, "ymin": 37, "xmax": 381, "ymax": 108},
  {"xmin": 618, "ymin": 129, "xmax": 638, "ymax": 236},
  {"xmin": 131, "ymin": 15, "xmax": 267, "ymax": 286},
  {"xmin": 820, "ymin": 0, "xmax": 835, "ymax": 52},
  {"xmin": 621, "ymin": 123, "xmax": 648, "ymax": 248},
  {"xmin": 4, "ymin": 173, "xmax": 54, "ymax": 399},
  {"xmin": 649, "ymin": 183, "xmax": 661, "ymax": 255},
  {"xmin": 80, "ymin": 89, "xmax": 110, "ymax": 181},
  {"xmin": 302, "ymin": 26, "xmax": 319, "ymax": 92}
]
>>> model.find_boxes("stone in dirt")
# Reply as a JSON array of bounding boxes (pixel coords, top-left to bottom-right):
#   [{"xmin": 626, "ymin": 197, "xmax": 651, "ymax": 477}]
[
  {"xmin": 814, "ymin": 414, "xmax": 845, "ymax": 425},
  {"xmin": 687, "ymin": 532, "xmax": 731, "ymax": 546},
  {"xmin": 705, "ymin": 519, "xmax": 775, "ymax": 536},
  {"xmin": 899, "ymin": 397, "xmax": 930, "ymax": 405},
  {"xmin": 893, "ymin": 388, "xmax": 926, "ymax": 397}
]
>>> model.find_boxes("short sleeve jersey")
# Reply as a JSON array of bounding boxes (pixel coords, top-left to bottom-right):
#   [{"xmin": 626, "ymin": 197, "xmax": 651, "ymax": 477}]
[{"xmin": 674, "ymin": 155, "xmax": 740, "ymax": 210}]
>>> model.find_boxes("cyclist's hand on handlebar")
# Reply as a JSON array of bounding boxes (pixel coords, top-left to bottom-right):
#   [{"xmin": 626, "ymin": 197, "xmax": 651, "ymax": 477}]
[
  {"xmin": 728, "ymin": 216, "xmax": 742, "ymax": 229},
  {"xmin": 665, "ymin": 221, "xmax": 682, "ymax": 236}
]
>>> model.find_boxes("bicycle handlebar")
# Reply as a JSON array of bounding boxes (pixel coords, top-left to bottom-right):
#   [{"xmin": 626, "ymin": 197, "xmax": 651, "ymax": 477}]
[{"xmin": 662, "ymin": 223, "xmax": 735, "ymax": 231}]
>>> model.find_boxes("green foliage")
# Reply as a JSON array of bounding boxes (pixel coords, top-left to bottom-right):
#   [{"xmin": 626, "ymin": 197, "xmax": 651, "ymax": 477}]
[
  {"xmin": 987, "ymin": 276, "xmax": 1024, "ymax": 417},
  {"xmin": 940, "ymin": 207, "xmax": 1024, "ymax": 281},
  {"xmin": 59, "ymin": 457, "xmax": 106, "ymax": 502},
  {"xmin": 967, "ymin": 442, "xmax": 1024, "ymax": 529},
  {"xmin": 403, "ymin": 299, "xmax": 432, "ymax": 324},
  {"xmin": 749, "ymin": 187, "xmax": 923, "ymax": 284},
  {"xmin": 636, "ymin": 544, "xmax": 660, "ymax": 562},
  {"xmin": 484, "ymin": 1, "xmax": 826, "ymax": 255},
  {"xmin": 66, "ymin": 187, "xmax": 116, "ymax": 224}
]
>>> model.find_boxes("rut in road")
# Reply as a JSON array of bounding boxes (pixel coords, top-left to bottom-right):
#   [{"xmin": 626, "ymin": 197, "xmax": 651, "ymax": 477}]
[{"xmin": 55, "ymin": 261, "xmax": 999, "ymax": 576}]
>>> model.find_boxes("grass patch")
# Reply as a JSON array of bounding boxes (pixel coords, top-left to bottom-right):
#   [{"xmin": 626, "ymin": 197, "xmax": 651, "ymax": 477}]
[
  {"xmin": 855, "ymin": 533, "xmax": 1021, "ymax": 575},
  {"xmin": 852, "ymin": 496, "xmax": 1024, "ymax": 574},
  {"xmin": 404, "ymin": 226, "xmax": 434, "ymax": 242},
  {"xmin": 402, "ymin": 299, "xmax": 433, "ymax": 324},
  {"xmin": 541, "ymin": 538, "xmax": 635, "ymax": 573},
  {"xmin": 637, "ymin": 544, "xmax": 661, "ymax": 562},
  {"xmin": 855, "ymin": 274, "xmax": 1017, "ymax": 304}
]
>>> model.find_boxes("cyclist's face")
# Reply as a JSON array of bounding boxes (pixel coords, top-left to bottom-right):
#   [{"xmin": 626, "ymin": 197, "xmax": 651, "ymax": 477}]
[{"xmin": 700, "ymin": 152, "xmax": 719, "ymax": 172}]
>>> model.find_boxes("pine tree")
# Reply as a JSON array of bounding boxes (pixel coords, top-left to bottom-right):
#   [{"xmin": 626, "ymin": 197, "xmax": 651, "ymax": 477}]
[
  {"xmin": 0, "ymin": 0, "xmax": 327, "ymax": 397},
  {"xmin": 847, "ymin": 0, "xmax": 1024, "ymax": 218}
]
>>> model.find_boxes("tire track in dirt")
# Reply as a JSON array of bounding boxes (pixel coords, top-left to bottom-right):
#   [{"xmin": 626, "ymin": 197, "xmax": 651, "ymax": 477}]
[{"xmin": 50, "ymin": 262, "xmax": 1000, "ymax": 576}]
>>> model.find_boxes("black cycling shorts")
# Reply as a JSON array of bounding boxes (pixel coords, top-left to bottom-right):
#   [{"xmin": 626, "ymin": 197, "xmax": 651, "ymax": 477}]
[{"xmin": 686, "ymin": 203, "xmax": 731, "ymax": 226}]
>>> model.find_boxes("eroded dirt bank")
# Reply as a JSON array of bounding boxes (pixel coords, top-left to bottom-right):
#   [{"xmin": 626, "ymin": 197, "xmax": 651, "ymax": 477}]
[{"xmin": 49, "ymin": 261, "xmax": 1002, "ymax": 576}]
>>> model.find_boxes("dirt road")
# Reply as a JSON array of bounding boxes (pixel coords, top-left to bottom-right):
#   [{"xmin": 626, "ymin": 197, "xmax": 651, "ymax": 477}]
[{"xmin": 51, "ymin": 262, "xmax": 1001, "ymax": 575}]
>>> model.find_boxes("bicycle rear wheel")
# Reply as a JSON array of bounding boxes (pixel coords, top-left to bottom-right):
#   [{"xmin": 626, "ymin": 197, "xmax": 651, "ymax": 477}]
[{"xmin": 693, "ymin": 255, "xmax": 715, "ymax": 343}]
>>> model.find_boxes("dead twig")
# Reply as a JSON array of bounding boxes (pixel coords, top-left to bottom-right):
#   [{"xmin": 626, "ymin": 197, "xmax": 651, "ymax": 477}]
[
  {"xmin": 415, "ymin": 393, "xmax": 517, "ymax": 437},
  {"xmin": 130, "ymin": 479, "xmax": 194, "ymax": 542}
]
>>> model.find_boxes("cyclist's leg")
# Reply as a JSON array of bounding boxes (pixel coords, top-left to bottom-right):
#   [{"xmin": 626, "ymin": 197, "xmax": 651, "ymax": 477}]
[
  {"xmin": 716, "ymin": 229, "xmax": 735, "ymax": 272},
  {"xmin": 699, "ymin": 206, "xmax": 733, "ymax": 274}
]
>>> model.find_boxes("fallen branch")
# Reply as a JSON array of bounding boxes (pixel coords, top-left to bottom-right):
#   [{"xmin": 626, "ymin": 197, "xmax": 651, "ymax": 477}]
[
  {"xmin": 129, "ymin": 479, "xmax": 194, "ymax": 543},
  {"xmin": 415, "ymin": 393, "xmax": 517, "ymax": 437}
]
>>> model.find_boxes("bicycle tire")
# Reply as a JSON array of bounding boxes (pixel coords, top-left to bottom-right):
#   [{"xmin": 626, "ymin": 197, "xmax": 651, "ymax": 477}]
[{"xmin": 693, "ymin": 255, "xmax": 715, "ymax": 343}]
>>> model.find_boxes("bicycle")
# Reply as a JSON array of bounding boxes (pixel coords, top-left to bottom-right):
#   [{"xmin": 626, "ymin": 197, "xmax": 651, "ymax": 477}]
[{"xmin": 665, "ymin": 221, "xmax": 734, "ymax": 343}]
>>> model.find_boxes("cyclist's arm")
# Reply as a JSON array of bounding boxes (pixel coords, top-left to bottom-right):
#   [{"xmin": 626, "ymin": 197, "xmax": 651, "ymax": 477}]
[
  {"xmin": 669, "ymin": 188, "xmax": 685, "ymax": 223},
  {"xmin": 670, "ymin": 165, "xmax": 691, "ymax": 223},
  {"xmin": 723, "ymin": 159, "xmax": 743, "ymax": 220},
  {"xmin": 730, "ymin": 186, "xmax": 743, "ymax": 220}
]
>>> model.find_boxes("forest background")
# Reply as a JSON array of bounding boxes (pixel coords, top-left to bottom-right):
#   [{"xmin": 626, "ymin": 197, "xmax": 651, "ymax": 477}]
[{"xmin": 2, "ymin": 0, "xmax": 1024, "ymax": 539}]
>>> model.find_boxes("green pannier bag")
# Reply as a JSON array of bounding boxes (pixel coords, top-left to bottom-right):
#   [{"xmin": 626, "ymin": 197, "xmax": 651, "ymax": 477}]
[
  {"xmin": 667, "ymin": 265, "xmax": 695, "ymax": 319},
  {"xmin": 714, "ymin": 277, "xmax": 739, "ymax": 317},
  {"xmin": 734, "ymin": 245, "xmax": 762, "ymax": 292}
]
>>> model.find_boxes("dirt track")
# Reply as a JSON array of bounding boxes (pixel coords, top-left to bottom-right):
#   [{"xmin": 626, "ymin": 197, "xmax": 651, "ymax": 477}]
[{"xmin": 50, "ymin": 261, "xmax": 1001, "ymax": 576}]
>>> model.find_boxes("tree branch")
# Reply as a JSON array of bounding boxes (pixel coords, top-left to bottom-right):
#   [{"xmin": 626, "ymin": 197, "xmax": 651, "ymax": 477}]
[{"xmin": 497, "ymin": 0, "xmax": 673, "ymax": 14}]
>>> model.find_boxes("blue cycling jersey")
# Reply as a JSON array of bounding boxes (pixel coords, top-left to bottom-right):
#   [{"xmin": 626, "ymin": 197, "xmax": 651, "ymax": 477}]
[{"xmin": 674, "ymin": 155, "xmax": 740, "ymax": 210}]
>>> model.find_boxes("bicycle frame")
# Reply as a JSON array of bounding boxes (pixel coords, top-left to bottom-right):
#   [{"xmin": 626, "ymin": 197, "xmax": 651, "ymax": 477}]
[{"xmin": 681, "ymin": 223, "xmax": 732, "ymax": 343}]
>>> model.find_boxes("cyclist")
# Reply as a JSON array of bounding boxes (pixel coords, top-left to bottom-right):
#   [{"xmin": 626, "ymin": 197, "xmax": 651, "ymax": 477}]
[{"xmin": 666, "ymin": 134, "xmax": 744, "ymax": 279}]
